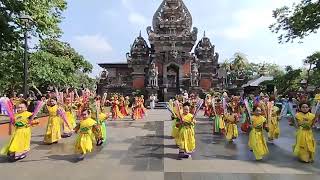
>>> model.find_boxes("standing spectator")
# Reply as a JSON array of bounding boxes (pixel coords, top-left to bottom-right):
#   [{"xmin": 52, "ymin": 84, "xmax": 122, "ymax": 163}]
[
  {"xmin": 150, "ymin": 94, "xmax": 156, "ymax": 110},
  {"xmin": 0, "ymin": 95, "xmax": 9, "ymax": 115}
]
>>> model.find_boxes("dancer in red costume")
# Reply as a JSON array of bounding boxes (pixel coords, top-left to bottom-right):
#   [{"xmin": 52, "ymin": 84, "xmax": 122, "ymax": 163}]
[
  {"xmin": 119, "ymin": 96, "xmax": 129, "ymax": 116},
  {"xmin": 111, "ymin": 95, "xmax": 124, "ymax": 120}
]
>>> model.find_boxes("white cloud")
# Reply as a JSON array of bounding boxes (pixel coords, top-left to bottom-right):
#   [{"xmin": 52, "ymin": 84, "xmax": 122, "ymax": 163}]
[
  {"xmin": 221, "ymin": 8, "xmax": 273, "ymax": 40},
  {"xmin": 121, "ymin": 0, "xmax": 148, "ymax": 28},
  {"xmin": 121, "ymin": 0, "xmax": 133, "ymax": 11},
  {"xmin": 74, "ymin": 34, "xmax": 113, "ymax": 54},
  {"xmin": 220, "ymin": 0, "xmax": 300, "ymax": 40},
  {"xmin": 128, "ymin": 12, "xmax": 148, "ymax": 26}
]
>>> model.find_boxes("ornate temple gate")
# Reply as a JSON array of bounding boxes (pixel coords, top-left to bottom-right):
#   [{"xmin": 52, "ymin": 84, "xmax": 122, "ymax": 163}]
[{"xmin": 97, "ymin": 0, "xmax": 221, "ymax": 102}]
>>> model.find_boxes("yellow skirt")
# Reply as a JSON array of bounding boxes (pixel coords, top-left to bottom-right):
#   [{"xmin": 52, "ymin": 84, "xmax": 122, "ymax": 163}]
[
  {"xmin": 1, "ymin": 127, "xmax": 31, "ymax": 155},
  {"xmin": 44, "ymin": 116, "xmax": 62, "ymax": 144},
  {"xmin": 248, "ymin": 129, "xmax": 269, "ymax": 160},
  {"xmin": 178, "ymin": 126, "xmax": 195, "ymax": 153},
  {"xmin": 225, "ymin": 123, "xmax": 238, "ymax": 140},
  {"xmin": 293, "ymin": 128, "xmax": 316, "ymax": 162},
  {"xmin": 75, "ymin": 133, "xmax": 95, "ymax": 154},
  {"xmin": 64, "ymin": 112, "xmax": 76, "ymax": 133},
  {"xmin": 268, "ymin": 119, "xmax": 280, "ymax": 140}
]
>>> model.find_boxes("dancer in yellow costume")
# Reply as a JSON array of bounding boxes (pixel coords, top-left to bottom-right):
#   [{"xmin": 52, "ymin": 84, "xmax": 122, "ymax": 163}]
[
  {"xmin": 62, "ymin": 97, "xmax": 76, "ymax": 137},
  {"xmin": 293, "ymin": 102, "xmax": 316, "ymax": 163},
  {"xmin": 224, "ymin": 106, "xmax": 239, "ymax": 142},
  {"xmin": 74, "ymin": 108, "xmax": 103, "ymax": 160},
  {"xmin": 177, "ymin": 102, "xmax": 196, "ymax": 159},
  {"xmin": 44, "ymin": 98, "xmax": 62, "ymax": 144},
  {"xmin": 248, "ymin": 106, "xmax": 269, "ymax": 160},
  {"xmin": 268, "ymin": 104, "xmax": 280, "ymax": 143},
  {"xmin": 1, "ymin": 100, "xmax": 37, "ymax": 161}
]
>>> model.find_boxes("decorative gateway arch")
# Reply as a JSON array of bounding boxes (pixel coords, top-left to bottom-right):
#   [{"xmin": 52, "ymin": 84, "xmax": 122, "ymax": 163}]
[{"xmin": 98, "ymin": 0, "xmax": 220, "ymax": 101}]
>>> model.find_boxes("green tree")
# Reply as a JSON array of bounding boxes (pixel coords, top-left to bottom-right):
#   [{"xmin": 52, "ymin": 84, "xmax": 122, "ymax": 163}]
[
  {"xmin": 270, "ymin": 67, "xmax": 302, "ymax": 95},
  {"xmin": 270, "ymin": 0, "xmax": 320, "ymax": 43},
  {"xmin": 29, "ymin": 39, "xmax": 94, "ymax": 91},
  {"xmin": 0, "ymin": 39, "xmax": 94, "ymax": 95},
  {"xmin": 0, "ymin": 50, "xmax": 24, "ymax": 94},
  {"xmin": 0, "ymin": 0, "xmax": 67, "ymax": 51},
  {"xmin": 304, "ymin": 51, "xmax": 320, "ymax": 86}
]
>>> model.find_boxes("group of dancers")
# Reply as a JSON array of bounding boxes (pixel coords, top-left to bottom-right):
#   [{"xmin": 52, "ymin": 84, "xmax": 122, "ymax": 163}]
[
  {"xmin": 0, "ymin": 89, "xmax": 147, "ymax": 161},
  {"xmin": 168, "ymin": 92, "xmax": 318, "ymax": 162},
  {"xmin": 1, "ymin": 88, "xmax": 319, "ymax": 163}
]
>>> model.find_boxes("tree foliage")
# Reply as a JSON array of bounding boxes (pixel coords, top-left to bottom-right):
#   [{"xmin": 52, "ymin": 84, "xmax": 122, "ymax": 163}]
[
  {"xmin": 0, "ymin": 38, "xmax": 95, "ymax": 95},
  {"xmin": 272, "ymin": 67, "xmax": 302, "ymax": 95},
  {"xmin": 31, "ymin": 39, "xmax": 94, "ymax": 92},
  {"xmin": 270, "ymin": 0, "xmax": 320, "ymax": 43},
  {"xmin": 0, "ymin": 0, "xmax": 67, "ymax": 51},
  {"xmin": 221, "ymin": 52, "xmax": 285, "ymax": 88},
  {"xmin": 0, "ymin": 1, "xmax": 96, "ymax": 95},
  {"xmin": 304, "ymin": 51, "xmax": 320, "ymax": 87}
]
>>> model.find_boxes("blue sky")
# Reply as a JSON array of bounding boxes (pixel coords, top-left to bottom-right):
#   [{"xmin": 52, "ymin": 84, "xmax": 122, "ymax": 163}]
[{"xmin": 60, "ymin": 0, "xmax": 320, "ymax": 76}]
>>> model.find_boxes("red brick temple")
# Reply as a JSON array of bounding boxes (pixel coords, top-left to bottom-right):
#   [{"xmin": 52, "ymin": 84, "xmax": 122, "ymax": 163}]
[{"xmin": 98, "ymin": 0, "xmax": 220, "ymax": 101}]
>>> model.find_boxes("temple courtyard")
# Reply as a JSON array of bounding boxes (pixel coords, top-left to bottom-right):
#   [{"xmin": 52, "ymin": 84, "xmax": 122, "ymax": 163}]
[{"xmin": 0, "ymin": 109, "xmax": 320, "ymax": 179}]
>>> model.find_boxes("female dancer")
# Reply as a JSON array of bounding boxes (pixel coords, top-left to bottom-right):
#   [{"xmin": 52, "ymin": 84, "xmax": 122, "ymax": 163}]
[
  {"xmin": 119, "ymin": 96, "xmax": 129, "ymax": 117},
  {"xmin": 74, "ymin": 108, "xmax": 103, "ymax": 160},
  {"xmin": 62, "ymin": 96, "xmax": 76, "ymax": 138},
  {"xmin": 248, "ymin": 106, "xmax": 269, "ymax": 160},
  {"xmin": 44, "ymin": 97, "xmax": 63, "ymax": 144},
  {"xmin": 177, "ymin": 102, "xmax": 196, "ymax": 159},
  {"xmin": 293, "ymin": 102, "xmax": 316, "ymax": 162},
  {"xmin": 0, "ymin": 100, "xmax": 39, "ymax": 161},
  {"xmin": 224, "ymin": 105, "xmax": 239, "ymax": 142}
]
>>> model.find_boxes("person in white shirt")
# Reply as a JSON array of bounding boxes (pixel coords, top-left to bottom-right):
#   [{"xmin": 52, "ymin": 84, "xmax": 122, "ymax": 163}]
[
  {"xmin": 150, "ymin": 94, "xmax": 156, "ymax": 110},
  {"xmin": 0, "ymin": 95, "xmax": 9, "ymax": 115}
]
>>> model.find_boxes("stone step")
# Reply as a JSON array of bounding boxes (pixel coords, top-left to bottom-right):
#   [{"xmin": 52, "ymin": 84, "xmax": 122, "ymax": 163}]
[{"xmin": 147, "ymin": 102, "xmax": 167, "ymax": 109}]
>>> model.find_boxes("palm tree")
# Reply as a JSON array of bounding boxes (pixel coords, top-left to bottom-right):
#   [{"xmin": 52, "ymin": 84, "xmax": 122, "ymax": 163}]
[{"xmin": 232, "ymin": 52, "xmax": 248, "ymax": 71}]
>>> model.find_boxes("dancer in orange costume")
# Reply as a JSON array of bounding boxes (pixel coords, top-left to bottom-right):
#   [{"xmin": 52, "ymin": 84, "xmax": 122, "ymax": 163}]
[
  {"xmin": 132, "ymin": 96, "xmax": 145, "ymax": 120},
  {"xmin": 119, "ymin": 96, "xmax": 129, "ymax": 116},
  {"xmin": 125, "ymin": 96, "xmax": 131, "ymax": 115},
  {"xmin": 189, "ymin": 94, "xmax": 197, "ymax": 114},
  {"xmin": 204, "ymin": 94, "xmax": 212, "ymax": 117},
  {"xmin": 111, "ymin": 95, "xmax": 124, "ymax": 120}
]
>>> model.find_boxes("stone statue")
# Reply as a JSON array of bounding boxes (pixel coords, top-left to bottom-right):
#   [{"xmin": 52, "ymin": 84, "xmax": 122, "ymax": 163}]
[
  {"xmin": 100, "ymin": 68, "xmax": 108, "ymax": 79},
  {"xmin": 146, "ymin": 26, "xmax": 155, "ymax": 41},
  {"xmin": 214, "ymin": 52, "xmax": 219, "ymax": 63},
  {"xmin": 149, "ymin": 61, "xmax": 158, "ymax": 87},
  {"xmin": 191, "ymin": 62, "xmax": 199, "ymax": 87},
  {"xmin": 191, "ymin": 27, "xmax": 198, "ymax": 40}
]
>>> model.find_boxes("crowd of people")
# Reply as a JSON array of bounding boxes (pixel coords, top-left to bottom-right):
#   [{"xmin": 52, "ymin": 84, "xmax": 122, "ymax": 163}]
[
  {"xmin": 167, "ymin": 91, "xmax": 319, "ymax": 162},
  {"xmin": 0, "ymin": 88, "xmax": 319, "ymax": 163},
  {"xmin": 0, "ymin": 88, "xmax": 148, "ymax": 161}
]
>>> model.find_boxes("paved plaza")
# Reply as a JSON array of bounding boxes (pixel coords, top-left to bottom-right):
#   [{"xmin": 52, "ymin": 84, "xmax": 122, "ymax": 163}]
[{"xmin": 0, "ymin": 109, "xmax": 320, "ymax": 179}]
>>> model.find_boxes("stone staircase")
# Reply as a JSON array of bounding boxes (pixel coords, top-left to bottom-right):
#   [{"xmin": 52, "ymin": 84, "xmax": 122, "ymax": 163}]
[
  {"xmin": 146, "ymin": 102, "xmax": 167, "ymax": 109},
  {"xmin": 155, "ymin": 102, "xmax": 167, "ymax": 109}
]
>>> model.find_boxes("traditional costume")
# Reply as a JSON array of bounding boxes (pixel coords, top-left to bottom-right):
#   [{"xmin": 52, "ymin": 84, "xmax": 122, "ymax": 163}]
[
  {"xmin": 293, "ymin": 111, "xmax": 316, "ymax": 162},
  {"xmin": 268, "ymin": 104, "xmax": 280, "ymax": 142},
  {"xmin": 62, "ymin": 99, "xmax": 76, "ymax": 137},
  {"xmin": 204, "ymin": 94, "xmax": 212, "ymax": 117},
  {"xmin": 111, "ymin": 95, "xmax": 124, "ymax": 120},
  {"xmin": 1, "ymin": 111, "xmax": 34, "ymax": 160},
  {"xmin": 119, "ymin": 96, "xmax": 129, "ymax": 116},
  {"xmin": 44, "ymin": 105, "xmax": 63, "ymax": 144},
  {"xmin": 248, "ymin": 114, "xmax": 269, "ymax": 160},
  {"xmin": 224, "ymin": 112, "xmax": 239, "ymax": 141},
  {"xmin": 177, "ymin": 113, "xmax": 195, "ymax": 157},
  {"xmin": 74, "ymin": 117, "xmax": 103, "ymax": 159}
]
